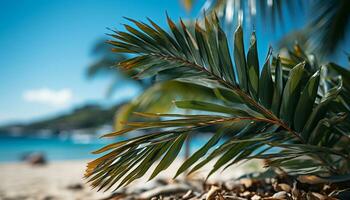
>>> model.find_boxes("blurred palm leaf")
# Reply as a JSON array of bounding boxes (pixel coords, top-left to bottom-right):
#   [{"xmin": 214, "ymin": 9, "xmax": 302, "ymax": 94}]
[
  {"xmin": 114, "ymin": 80, "xmax": 216, "ymax": 131},
  {"xmin": 196, "ymin": 0, "xmax": 301, "ymax": 28},
  {"xmin": 87, "ymin": 40, "xmax": 127, "ymax": 78},
  {"xmin": 86, "ymin": 15, "xmax": 350, "ymax": 191},
  {"xmin": 191, "ymin": 0, "xmax": 350, "ymax": 58},
  {"xmin": 87, "ymin": 40, "xmax": 143, "ymax": 97},
  {"xmin": 307, "ymin": 0, "xmax": 350, "ymax": 56}
]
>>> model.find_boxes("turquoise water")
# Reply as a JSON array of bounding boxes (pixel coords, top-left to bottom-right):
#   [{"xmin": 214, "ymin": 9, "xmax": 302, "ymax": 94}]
[{"xmin": 0, "ymin": 134, "xmax": 208, "ymax": 162}]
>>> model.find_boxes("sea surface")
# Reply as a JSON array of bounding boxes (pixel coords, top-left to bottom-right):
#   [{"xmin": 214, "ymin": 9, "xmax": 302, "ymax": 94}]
[{"xmin": 0, "ymin": 133, "xmax": 209, "ymax": 162}]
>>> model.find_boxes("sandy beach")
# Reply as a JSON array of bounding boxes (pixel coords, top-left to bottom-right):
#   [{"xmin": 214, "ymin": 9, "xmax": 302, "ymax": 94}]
[
  {"xmin": 0, "ymin": 160, "xmax": 109, "ymax": 200},
  {"xmin": 0, "ymin": 159, "xmax": 261, "ymax": 200}
]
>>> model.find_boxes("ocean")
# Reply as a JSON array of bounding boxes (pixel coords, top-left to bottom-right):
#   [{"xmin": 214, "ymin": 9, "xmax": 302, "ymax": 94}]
[{"xmin": 0, "ymin": 134, "xmax": 209, "ymax": 162}]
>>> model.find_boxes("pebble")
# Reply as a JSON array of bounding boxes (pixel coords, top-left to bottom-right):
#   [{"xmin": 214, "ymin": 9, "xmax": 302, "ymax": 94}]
[
  {"xmin": 25, "ymin": 153, "xmax": 47, "ymax": 165},
  {"xmin": 278, "ymin": 183, "xmax": 291, "ymax": 192},
  {"xmin": 206, "ymin": 185, "xmax": 220, "ymax": 200},
  {"xmin": 272, "ymin": 191, "xmax": 290, "ymax": 199},
  {"xmin": 101, "ymin": 178, "xmax": 334, "ymax": 200},
  {"xmin": 307, "ymin": 192, "xmax": 327, "ymax": 200},
  {"xmin": 66, "ymin": 183, "xmax": 83, "ymax": 190},
  {"xmin": 323, "ymin": 185, "xmax": 331, "ymax": 191},
  {"xmin": 251, "ymin": 194, "xmax": 261, "ymax": 200},
  {"xmin": 297, "ymin": 175, "xmax": 323, "ymax": 184},
  {"xmin": 239, "ymin": 178, "xmax": 253, "ymax": 188},
  {"xmin": 241, "ymin": 191, "xmax": 251, "ymax": 197}
]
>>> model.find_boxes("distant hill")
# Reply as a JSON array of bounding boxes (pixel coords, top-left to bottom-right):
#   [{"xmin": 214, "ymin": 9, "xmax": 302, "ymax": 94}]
[{"xmin": 0, "ymin": 104, "xmax": 121, "ymax": 135}]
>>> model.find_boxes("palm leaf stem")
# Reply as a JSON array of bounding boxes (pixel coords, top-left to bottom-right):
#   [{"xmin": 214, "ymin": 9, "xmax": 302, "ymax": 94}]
[{"xmin": 149, "ymin": 52, "xmax": 305, "ymax": 143}]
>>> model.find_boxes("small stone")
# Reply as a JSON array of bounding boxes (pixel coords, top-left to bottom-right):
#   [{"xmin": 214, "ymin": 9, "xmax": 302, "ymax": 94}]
[
  {"xmin": 25, "ymin": 153, "xmax": 47, "ymax": 165},
  {"xmin": 251, "ymin": 194, "xmax": 261, "ymax": 200},
  {"xmin": 306, "ymin": 192, "xmax": 318, "ymax": 200},
  {"xmin": 271, "ymin": 178, "xmax": 278, "ymax": 184},
  {"xmin": 239, "ymin": 178, "xmax": 253, "ymax": 188},
  {"xmin": 66, "ymin": 183, "xmax": 83, "ymax": 190},
  {"xmin": 297, "ymin": 175, "xmax": 323, "ymax": 184},
  {"xmin": 278, "ymin": 183, "xmax": 291, "ymax": 192},
  {"xmin": 206, "ymin": 185, "xmax": 220, "ymax": 200},
  {"xmin": 322, "ymin": 184, "xmax": 332, "ymax": 193},
  {"xmin": 272, "ymin": 191, "xmax": 289, "ymax": 199},
  {"xmin": 307, "ymin": 192, "xmax": 327, "ymax": 200},
  {"xmin": 265, "ymin": 178, "xmax": 272, "ymax": 184},
  {"xmin": 241, "ymin": 191, "xmax": 251, "ymax": 197}
]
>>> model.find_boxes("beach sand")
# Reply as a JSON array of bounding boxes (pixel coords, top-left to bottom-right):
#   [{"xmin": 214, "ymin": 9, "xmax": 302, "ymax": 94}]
[
  {"xmin": 0, "ymin": 159, "xmax": 262, "ymax": 200},
  {"xmin": 0, "ymin": 160, "xmax": 109, "ymax": 200}
]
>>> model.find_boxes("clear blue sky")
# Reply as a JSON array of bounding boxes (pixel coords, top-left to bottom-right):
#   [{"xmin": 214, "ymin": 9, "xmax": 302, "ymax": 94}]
[
  {"xmin": 0, "ymin": 0, "xmax": 204, "ymax": 124},
  {"xmin": 0, "ymin": 0, "xmax": 348, "ymax": 125}
]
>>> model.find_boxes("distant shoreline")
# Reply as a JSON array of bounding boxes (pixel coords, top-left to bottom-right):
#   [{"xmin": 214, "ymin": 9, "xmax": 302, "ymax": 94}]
[{"xmin": 0, "ymin": 133, "xmax": 211, "ymax": 162}]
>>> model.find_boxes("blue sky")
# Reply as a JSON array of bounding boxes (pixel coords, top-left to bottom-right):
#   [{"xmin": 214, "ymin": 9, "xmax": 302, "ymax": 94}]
[
  {"xmin": 0, "ymin": 0, "xmax": 203, "ymax": 124},
  {"xmin": 0, "ymin": 0, "xmax": 348, "ymax": 125}
]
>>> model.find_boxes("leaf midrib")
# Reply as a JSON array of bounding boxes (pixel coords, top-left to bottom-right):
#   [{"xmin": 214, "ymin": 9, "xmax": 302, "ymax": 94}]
[{"xmin": 145, "ymin": 52, "xmax": 305, "ymax": 143}]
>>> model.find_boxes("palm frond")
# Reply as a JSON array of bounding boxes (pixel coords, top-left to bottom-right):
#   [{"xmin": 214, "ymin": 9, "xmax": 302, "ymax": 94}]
[
  {"xmin": 199, "ymin": 0, "xmax": 302, "ymax": 27},
  {"xmin": 307, "ymin": 0, "xmax": 350, "ymax": 56},
  {"xmin": 196, "ymin": 0, "xmax": 350, "ymax": 57},
  {"xmin": 86, "ymin": 15, "xmax": 350, "ymax": 191}
]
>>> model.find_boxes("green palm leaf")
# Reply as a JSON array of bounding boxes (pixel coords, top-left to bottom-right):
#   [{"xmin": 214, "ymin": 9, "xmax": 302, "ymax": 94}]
[{"xmin": 86, "ymin": 15, "xmax": 350, "ymax": 191}]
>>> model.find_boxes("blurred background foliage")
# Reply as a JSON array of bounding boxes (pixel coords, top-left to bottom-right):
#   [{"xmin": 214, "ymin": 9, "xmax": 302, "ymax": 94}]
[
  {"xmin": 87, "ymin": 0, "xmax": 349, "ymax": 132},
  {"xmin": 182, "ymin": 0, "xmax": 350, "ymax": 58}
]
